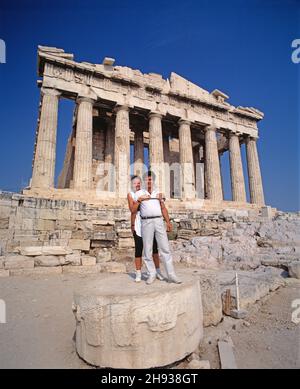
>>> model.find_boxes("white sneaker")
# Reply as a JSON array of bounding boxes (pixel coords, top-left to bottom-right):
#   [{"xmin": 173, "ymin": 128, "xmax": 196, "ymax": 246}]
[
  {"xmin": 135, "ymin": 270, "xmax": 142, "ymax": 283},
  {"xmin": 146, "ymin": 274, "xmax": 156, "ymax": 285},
  {"xmin": 168, "ymin": 274, "xmax": 182, "ymax": 284},
  {"xmin": 156, "ymin": 269, "xmax": 165, "ymax": 281}
]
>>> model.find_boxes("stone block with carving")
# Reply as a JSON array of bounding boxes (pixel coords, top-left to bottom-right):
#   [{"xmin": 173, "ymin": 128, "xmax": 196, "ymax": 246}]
[{"xmin": 73, "ymin": 273, "xmax": 203, "ymax": 368}]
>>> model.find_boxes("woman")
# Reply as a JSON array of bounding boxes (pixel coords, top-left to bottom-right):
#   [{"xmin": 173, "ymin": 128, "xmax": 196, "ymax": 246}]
[{"xmin": 127, "ymin": 175, "xmax": 164, "ymax": 282}]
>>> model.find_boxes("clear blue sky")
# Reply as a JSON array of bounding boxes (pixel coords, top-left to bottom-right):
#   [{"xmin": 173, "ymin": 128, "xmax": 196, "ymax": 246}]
[{"xmin": 0, "ymin": 0, "xmax": 299, "ymax": 211}]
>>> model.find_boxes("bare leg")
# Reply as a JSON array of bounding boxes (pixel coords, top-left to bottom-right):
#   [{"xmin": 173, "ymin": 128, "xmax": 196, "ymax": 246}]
[
  {"xmin": 135, "ymin": 257, "xmax": 142, "ymax": 271},
  {"xmin": 153, "ymin": 253, "xmax": 160, "ymax": 269}
]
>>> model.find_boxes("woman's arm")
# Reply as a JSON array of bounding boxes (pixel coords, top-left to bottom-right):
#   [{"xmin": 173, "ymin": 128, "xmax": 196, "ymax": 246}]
[
  {"xmin": 131, "ymin": 212, "xmax": 136, "ymax": 233},
  {"xmin": 127, "ymin": 193, "xmax": 138, "ymax": 233},
  {"xmin": 127, "ymin": 193, "xmax": 136, "ymax": 213},
  {"xmin": 128, "ymin": 193, "xmax": 141, "ymax": 213}
]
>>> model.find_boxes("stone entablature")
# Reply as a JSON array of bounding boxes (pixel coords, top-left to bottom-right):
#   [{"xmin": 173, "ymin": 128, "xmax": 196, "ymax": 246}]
[{"xmin": 39, "ymin": 48, "xmax": 262, "ymax": 135}]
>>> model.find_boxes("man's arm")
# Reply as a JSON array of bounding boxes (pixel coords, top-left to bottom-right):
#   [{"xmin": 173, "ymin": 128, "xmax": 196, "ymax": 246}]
[
  {"xmin": 132, "ymin": 194, "xmax": 151, "ymax": 214},
  {"xmin": 160, "ymin": 200, "xmax": 172, "ymax": 232}
]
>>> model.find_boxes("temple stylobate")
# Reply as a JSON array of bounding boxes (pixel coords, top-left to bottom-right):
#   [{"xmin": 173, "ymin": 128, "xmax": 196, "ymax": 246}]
[{"xmin": 25, "ymin": 46, "xmax": 265, "ymax": 209}]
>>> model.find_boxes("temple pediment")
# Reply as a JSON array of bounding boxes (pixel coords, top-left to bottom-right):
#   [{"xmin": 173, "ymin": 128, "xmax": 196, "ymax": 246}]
[{"xmin": 169, "ymin": 72, "xmax": 210, "ymax": 99}]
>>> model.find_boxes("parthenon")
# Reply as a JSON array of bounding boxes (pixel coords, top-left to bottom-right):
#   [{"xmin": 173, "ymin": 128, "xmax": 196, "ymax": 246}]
[{"xmin": 24, "ymin": 46, "xmax": 265, "ymax": 209}]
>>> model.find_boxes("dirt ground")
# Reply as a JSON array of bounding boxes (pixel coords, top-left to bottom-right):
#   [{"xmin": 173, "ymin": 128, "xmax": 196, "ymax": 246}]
[
  {"xmin": 0, "ymin": 270, "xmax": 299, "ymax": 369},
  {"xmin": 197, "ymin": 277, "xmax": 300, "ymax": 369}
]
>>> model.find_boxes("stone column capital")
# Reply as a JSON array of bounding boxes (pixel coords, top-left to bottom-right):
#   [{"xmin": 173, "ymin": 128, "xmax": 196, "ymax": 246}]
[
  {"xmin": 178, "ymin": 119, "xmax": 191, "ymax": 126},
  {"xmin": 246, "ymin": 135, "xmax": 259, "ymax": 142},
  {"xmin": 105, "ymin": 112, "xmax": 115, "ymax": 122},
  {"xmin": 77, "ymin": 96, "xmax": 96, "ymax": 105},
  {"xmin": 204, "ymin": 124, "xmax": 218, "ymax": 132},
  {"xmin": 114, "ymin": 104, "xmax": 130, "ymax": 113},
  {"xmin": 149, "ymin": 111, "xmax": 163, "ymax": 120},
  {"xmin": 134, "ymin": 126, "xmax": 144, "ymax": 135},
  {"xmin": 228, "ymin": 130, "xmax": 240, "ymax": 138},
  {"xmin": 41, "ymin": 87, "xmax": 61, "ymax": 97}
]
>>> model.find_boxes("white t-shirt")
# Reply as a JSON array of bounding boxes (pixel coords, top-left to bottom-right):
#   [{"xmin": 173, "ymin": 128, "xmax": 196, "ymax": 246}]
[
  {"xmin": 129, "ymin": 191, "xmax": 142, "ymax": 237},
  {"xmin": 135, "ymin": 189, "xmax": 162, "ymax": 218}
]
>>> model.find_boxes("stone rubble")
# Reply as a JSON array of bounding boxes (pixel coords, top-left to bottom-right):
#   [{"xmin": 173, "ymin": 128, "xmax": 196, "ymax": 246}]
[
  {"xmin": 171, "ymin": 211, "xmax": 300, "ymax": 272},
  {"xmin": 288, "ymin": 261, "xmax": 300, "ymax": 279}
]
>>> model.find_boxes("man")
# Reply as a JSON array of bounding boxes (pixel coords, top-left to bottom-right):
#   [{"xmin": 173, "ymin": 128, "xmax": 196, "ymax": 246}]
[{"xmin": 133, "ymin": 171, "xmax": 181, "ymax": 285}]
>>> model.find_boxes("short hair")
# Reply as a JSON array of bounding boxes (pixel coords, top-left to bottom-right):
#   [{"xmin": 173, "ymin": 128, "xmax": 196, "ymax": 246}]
[
  {"xmin": 131, "ymin": 175, "xmax": 141, "ymax": 182},
  {"xmin": 143, "ymin": 170, "xmax": 156, "ymax": 181}
]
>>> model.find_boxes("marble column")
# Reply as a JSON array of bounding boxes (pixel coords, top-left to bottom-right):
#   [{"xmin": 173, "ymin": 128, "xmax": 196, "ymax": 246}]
[
  {"xmin": 104, "ymin": 117, "xmax": 115, "ymax": 191},
  {"xmin": 193, "ymin": 144, "xmax": 204, "ymax": 199},
  {"xmin": 203, "ymin": 144, "xmax": 208, "ymax": 198},
  {"xmin": 134, "ymin": 128, "xmax": 144, "ymax": 177},
  {"xmin": 193, "ymin": 144, "xmax": 200, "ymax": 174},
  {"xmin": 73, "ymin": 97, "xmax": 94, "ymax": 190},
  {"xmin": 178, "ymin": 119, "xmax": 195, "ymax": 199},
  {"xmin": 219, "ymin": 153, "xmax": 225, "ymax": 200},
  {"xmin": 92, "ymin": 117, "xmax": 106, "ymax": 191},
  {"xmin": 114, "ymin": 105, "xmax": 130, "ymax": 197},
  {"xmin": 31, "ymin": 87, "xmax": 61, "ymax": 189},
  {"xmin": 246, "ymin": 136, "xmax": 265, "ymax": 205},
  {"xmin": 163, "ymin": 132, "xmax": 171, "ymax": 199},
  {"xmin": 198, "ymin": 145, "xmax": 205, "ymax": 199},
  {"xmin": 229, "ymin": 132, "xmax": 247, "ymax": 202},
  {"xmin": 204, "ymin": 125, "xmax": 223, "ymax": 202},
  {"xmin": 148, "ymin": 112, "xmax": 164, "ymax": 192}
]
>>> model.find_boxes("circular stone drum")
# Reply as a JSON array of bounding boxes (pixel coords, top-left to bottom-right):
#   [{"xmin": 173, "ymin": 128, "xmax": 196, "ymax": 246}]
[{"xmin": 72, "ymin": 272, "xmax": 203, "ymax": 368}]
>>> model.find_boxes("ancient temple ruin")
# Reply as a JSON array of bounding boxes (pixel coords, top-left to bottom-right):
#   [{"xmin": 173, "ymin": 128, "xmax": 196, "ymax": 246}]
[{"xmin": 24, "ymin": 45, "xmax": 265, "ymax": 210}]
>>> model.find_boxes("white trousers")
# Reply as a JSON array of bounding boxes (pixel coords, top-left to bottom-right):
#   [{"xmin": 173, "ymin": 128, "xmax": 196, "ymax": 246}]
[{"xmin": 141, "ymin": 217, "xmax": 176, "ymax": 278}]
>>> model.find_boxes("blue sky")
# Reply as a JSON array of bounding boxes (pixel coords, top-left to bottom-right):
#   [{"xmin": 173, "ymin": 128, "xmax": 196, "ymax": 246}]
[{"xmin": 0, "ymin": 0, "xmax": 299, "ymax": 211}]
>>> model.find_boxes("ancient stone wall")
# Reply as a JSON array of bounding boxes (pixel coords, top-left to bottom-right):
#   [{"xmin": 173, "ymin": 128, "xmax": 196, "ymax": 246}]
[
  {"xmin": 0, "ymin": 192, "xmax": 131, "ymax": 256},
  {"xmin": 0, "ymin": 191, "xmax": 260, "ymax": 256},
  {"xmin": 1, "ymin": 191, "xmax": 299, "ymax": 280}
]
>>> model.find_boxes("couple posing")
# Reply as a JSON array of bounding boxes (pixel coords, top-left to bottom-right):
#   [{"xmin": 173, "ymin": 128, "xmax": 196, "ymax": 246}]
[{"xmin": 127, "ymin": 171, "xmax": 181, "ymax": 285}]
